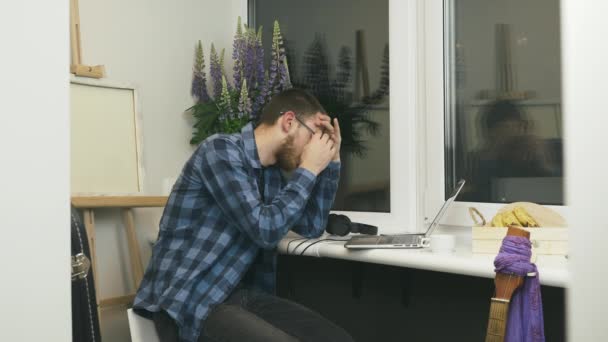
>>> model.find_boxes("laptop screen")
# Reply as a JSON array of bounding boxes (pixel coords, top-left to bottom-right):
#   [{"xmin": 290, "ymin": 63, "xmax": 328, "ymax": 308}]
[{"xmin": 424, "ymin": 179, "xmax": 466, "ymax": 236}]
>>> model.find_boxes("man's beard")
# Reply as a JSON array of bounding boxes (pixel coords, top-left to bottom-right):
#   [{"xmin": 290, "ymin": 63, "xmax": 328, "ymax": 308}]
[{"xmin": 276, "ymin": 135, "xmax": 300, "ymax": 171}]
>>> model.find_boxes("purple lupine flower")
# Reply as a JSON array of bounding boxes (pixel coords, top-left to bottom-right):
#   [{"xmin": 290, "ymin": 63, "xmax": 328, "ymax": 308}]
[
  {"xmin": 191, "ymin": 76, "xmax": 208, "ymax": 104},
  {"xmin": 268, "ymin": 20, "xmax": 291, "ymax": 97},
  {"xmin": 191, "ymin": 40, "xmax": 210, "ymax": 103},
  {"xmin": 243, "ymin": 29, "xmax": 256, "ymax": 94},
  {"xmin": 276, "ymin": 39, "xmax": 291, "ymax": 91},
  {"xmin": 268, "ymin": 61, "xmax": 279, "ymax": 97},
  {"xmin": 209, "ymin": 43, "xmax": 223, "ymax": 100},
  {"xmin": 283, "ymin": 38, "xmax": 297, "ymax": 86},
  {"xmin": 279, "ymin": 63, "xmax": 290, "ymax": 90},
  {"xmin": 232, "ymin": 17, "xmax": 243, "ymax": 61},
  {"xmin": 252, "ymin": 71, "xmax": 268, "ymax": 119},
  {"xmin": 262, "ymin": 70, "xmax": 271, "ymax": 95},
  {"xmin": 251, "ymin": 29, "xmax": 267, "ymax": 119},
  {"xmin": 268, "ymin": 63, "xmax": 278, "ymax": 96},
  {"xmin": 219, "ymin": 48, "xmax": 232, "ymax": 92},
  {"xmin": 238, "ymin": 79, "xmax": 253, "ymax": 119},
  {"xmin": 218, "ymin": 75, "xmax": 233, "ymax": 121},
  {"xmin": 232, "ymin": 17, "xmax": 245, "ymax": 93},
  {"xmin": 267, "ymin": 22, "xmax": 279, "ymax": 95},
  {"xmin": 254, "ymin": 27, "xmax": 265, "ymax": 90}
]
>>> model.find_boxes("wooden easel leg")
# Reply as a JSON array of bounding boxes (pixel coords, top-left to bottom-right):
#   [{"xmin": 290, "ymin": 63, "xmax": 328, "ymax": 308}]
[
  {"xmin": 122, "ymin": 209, "xmax": 144, "ymax": 290},
  {"xmin": 69, "ymin": 0, "xmax": 105, "ymax": 78},
  {"xmin": 69, "ymin": 0, "xmax": 82, "ymax": 66}
]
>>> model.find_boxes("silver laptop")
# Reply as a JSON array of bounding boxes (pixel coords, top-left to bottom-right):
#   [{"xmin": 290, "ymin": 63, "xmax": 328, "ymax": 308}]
[{"xmin": 344, "ymin": 179, "xmax": 466, "ymax": 249}]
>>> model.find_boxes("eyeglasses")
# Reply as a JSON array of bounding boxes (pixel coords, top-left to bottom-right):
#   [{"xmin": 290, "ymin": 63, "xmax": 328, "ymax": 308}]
[{"xmin": 279, "ymin": 111, "xmax": 316, "ymax": 135}]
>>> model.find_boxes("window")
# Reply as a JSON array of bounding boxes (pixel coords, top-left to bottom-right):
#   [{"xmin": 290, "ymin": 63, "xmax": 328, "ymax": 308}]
[
  {"xmin": 250, "ymin": 0, "xmax": 391, "ymax": 213},
  {"xmin": 423, "ymin": 0, "xmax": 565, "ymax": 227},
  {"xmin": 444, "ymin": 0, "xmax": 563, "ymax": 205}
]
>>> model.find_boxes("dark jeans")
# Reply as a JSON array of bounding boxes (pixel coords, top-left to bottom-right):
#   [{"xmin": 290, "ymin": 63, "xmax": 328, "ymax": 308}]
[{"xmin": 152, "ymin": 287, "xmax": 354, "ymax": 342}]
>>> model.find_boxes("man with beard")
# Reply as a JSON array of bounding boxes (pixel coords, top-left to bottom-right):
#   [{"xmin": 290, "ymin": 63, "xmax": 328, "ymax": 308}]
[{"xmin": 134, "ymin": 89, "xmax": 352, "ymax": 342}]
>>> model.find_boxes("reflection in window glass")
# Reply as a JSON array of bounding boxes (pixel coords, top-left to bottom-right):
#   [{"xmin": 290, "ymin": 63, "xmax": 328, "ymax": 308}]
[
  {"xmin": 251, "ymin": 0, "xmax": 390, "ymax": 212},
  {"xmin": 445, "ymin": 0, "xmax": 563, "ymax": 204}
]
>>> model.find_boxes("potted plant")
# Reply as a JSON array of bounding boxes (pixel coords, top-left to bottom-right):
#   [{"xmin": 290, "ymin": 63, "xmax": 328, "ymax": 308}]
[{"xmin": 187, "ymin": 17, "xmax": 290, "ymax": 145}]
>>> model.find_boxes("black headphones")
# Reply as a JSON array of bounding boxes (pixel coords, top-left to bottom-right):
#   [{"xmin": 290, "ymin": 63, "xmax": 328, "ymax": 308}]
[{"xmin": 325, "ymin": 214, "xmax": 378, "ymax": 236}]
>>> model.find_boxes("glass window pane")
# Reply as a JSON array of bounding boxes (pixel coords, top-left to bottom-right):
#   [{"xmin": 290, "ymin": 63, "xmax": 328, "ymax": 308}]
[
  {"xmin": 251, "ymin": 0, "xmax": 390, "ymax": 212},
  {"xmin": 445, "ymin": 0, "xmax": 563, "ymax": 205}
]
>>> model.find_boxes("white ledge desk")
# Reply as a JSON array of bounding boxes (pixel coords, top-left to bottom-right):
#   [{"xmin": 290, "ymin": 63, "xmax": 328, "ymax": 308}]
[{"xmin": 277, "ymin": 228, "xmax": 569, "ymax": 288}]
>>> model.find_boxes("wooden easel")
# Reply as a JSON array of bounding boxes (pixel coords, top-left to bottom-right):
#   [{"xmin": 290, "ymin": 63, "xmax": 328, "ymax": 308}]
[
  {"xmin": 70, "ymin": 0, "xmax": 105, "ymax": 78},
  {"xmin": 71, "ymin": 196, "xmax": 168, "ymax": 309}
]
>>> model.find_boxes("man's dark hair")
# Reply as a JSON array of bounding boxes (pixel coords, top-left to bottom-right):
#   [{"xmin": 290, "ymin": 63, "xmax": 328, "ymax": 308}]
[{"xmin": 257, "ymin": 88, "xmax": 326, "ymax": 126}]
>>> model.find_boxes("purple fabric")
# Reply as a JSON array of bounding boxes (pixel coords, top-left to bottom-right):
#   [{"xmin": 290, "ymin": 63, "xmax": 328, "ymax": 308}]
[{"xmin": 494, "ymin": 236, "xmax": 545, "ymax": 342}]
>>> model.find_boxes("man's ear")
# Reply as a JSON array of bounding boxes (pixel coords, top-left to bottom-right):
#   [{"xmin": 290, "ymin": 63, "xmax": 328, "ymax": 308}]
[{"xmin": 280, "ymin": 111, "xmax": 296, "ymax": 134}]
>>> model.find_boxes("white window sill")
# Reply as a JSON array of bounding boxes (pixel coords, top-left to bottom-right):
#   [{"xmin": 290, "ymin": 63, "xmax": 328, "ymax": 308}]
[{"xmin": 280, "ymin": 227, "xmax": 569, "ymax": 288}]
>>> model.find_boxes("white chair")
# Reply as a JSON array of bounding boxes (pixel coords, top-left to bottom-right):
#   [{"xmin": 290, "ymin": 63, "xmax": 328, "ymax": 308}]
[{"xmin": 127, "ymin": 308, "xmax": 161, "ymax": 342}]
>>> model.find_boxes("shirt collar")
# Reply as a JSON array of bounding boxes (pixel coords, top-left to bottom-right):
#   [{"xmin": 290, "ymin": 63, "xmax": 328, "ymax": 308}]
[{"xmin": 241, "ymin": 122, "xmax": 262, "ymax": 169}]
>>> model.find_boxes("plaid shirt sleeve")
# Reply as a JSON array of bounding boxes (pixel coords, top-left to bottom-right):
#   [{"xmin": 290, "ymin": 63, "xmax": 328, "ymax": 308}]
[
  {"xmin": 199, "ymin": 137, "xmax": 319, "ymax": 249},
  {"xmin": 290, "ymin": 161, "xmax": 341, "ymax": 238}
]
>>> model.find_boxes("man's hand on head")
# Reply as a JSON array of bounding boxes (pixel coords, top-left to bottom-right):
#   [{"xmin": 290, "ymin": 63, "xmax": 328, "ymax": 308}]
[
  {"xmin": 315, "ymin": 114, "xmax": 341, "ymax": 162},
  {"xmin": 300, "ymin": 131, "xmax": 336, "ymax": 176}
]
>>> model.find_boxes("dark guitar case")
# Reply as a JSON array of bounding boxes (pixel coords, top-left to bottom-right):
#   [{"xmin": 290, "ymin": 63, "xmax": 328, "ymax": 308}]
[{"xmin": 71, "ymin": 207, "xmax": 102, "ymax": 342}]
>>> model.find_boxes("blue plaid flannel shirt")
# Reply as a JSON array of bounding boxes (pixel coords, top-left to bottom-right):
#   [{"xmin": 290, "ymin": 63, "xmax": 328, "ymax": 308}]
[{"xmin": 133, "ymin": 122, "xmax": 340, "ymax": 342}]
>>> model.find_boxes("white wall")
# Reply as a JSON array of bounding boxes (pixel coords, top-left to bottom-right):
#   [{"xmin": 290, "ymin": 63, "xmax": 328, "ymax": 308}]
[
  {"xmin": 77, "ymin": 1, "xmax": 244, "ymax": 340},
  {"xmin": 0, "ymin": 1, "xmax": 71, "ymax": 341},
  {"xmin": 80, "ymin": 0, "xmax": 245, "ymax": 192},
  {"xmin": 563, "ymin": 1, "xmax": 608, "ymax": 340}
]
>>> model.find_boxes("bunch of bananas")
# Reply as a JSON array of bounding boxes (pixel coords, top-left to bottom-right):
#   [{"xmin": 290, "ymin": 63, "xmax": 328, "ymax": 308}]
[{"xmin": 491, "ymin": 206, "xmax": 540, "ymax": 227}]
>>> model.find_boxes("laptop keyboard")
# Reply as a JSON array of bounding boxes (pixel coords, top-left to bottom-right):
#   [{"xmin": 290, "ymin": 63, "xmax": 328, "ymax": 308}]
[{"xmin": 386, "ymin": 235, "xmax": 419, "ymax": 245}]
